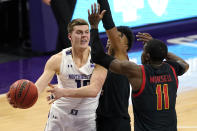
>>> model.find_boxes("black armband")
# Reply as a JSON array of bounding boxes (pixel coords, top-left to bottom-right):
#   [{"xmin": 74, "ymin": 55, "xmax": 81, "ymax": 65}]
[
  {"xmin": 98, "ymin": 0, "xmax": 115, "ymax": 30},
  {"xmin": 90, "ymin": 29, "xmax": 115, "ymax": 69}
]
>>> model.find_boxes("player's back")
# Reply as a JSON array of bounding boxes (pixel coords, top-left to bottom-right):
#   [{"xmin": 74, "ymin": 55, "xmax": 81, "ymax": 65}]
[{"xmin": 132, "ymin": 62, "xmax": 178, "ymax": 131}]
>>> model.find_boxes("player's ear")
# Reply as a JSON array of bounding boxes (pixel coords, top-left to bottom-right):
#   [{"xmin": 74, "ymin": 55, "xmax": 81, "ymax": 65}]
[{"xmin": 68, "ymin": 33, "xmax": 71, "ymax": 41}]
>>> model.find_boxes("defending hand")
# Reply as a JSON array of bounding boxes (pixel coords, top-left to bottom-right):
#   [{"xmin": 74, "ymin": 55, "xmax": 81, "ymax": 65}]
[
  {"xmin": 88, "ymin": 3, "xmax": 106, "ymax": 29},
  {"xmin": 136, "ymin": 32, "xmax": 153, "ymax": 44}
]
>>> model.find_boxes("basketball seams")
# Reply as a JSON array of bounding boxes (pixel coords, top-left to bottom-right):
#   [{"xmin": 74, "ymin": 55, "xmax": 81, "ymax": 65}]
[
  {"xmin": 20, "ymin": 81, "xmax": 31, "ymax": 108},
  {"xmin": 14, "ymin": 82, "xmax": 18, "ymax": 104},
  {"xmin": 14, "ymin": 80, "xmax": 21, "ymax": 105},
  {"xmin": 16, "ymin": 80, "xmax": 26, "ymax": 105},
  {"xmin": 24, "ymin": 93, "xmax": 38, "ymax": 109},
  {"xmin": 9, "ymin": 82, "xmax": 17, "ymax": 105}
]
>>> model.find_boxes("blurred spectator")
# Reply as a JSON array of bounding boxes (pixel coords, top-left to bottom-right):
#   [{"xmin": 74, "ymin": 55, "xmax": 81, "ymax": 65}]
[{"xmin": 42, "ymin": 0, "xmax": 77, "ymax": 52}]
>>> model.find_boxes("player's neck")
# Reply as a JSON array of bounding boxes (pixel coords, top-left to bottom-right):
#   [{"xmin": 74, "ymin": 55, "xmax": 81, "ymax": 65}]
[
  {"xmin": 150, "ymin": 61, "xmax": 163, "ymax": 68},
  {"xmin": 72, "ymin": 47, "xmax": 90, "ymax": 68}
]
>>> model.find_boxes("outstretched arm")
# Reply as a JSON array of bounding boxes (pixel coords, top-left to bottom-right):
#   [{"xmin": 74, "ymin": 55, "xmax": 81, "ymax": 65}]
[
  {"xmin": 89, "ymin": 4, "xmax": 142, "ymax": 91},
  {"xmin": 101, "ymin": 54, "xmax": 142, "ymax": 91},
  {"xmin": 88, "ymin": 3, "xmax": 114, "ymax": 69},
  {"xmin": 97, "ymin": 0, "xmax": 115, "ymax": 30},
  {"xmin": 35, "ymin": 54, "xmax": 61, "ymax": 95},
  {"xmin": 47, "ymin": 65, "xmax": 107, "ymax": 103},
  {"xmin": 98, "ymin": 0, "xmax": 128, "ymax": 59}
]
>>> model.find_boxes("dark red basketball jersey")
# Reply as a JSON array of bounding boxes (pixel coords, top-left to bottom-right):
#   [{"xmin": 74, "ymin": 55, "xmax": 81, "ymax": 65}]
[{"xmin": 132, "ymin": 61, "xmax": 184, "ymax": 131}]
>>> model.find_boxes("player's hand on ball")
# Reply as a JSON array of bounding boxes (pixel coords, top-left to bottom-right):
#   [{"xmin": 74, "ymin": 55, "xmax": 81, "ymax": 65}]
[{"xmin": 47, "ymin": 83, "xmax": 65, "ymax": 104}]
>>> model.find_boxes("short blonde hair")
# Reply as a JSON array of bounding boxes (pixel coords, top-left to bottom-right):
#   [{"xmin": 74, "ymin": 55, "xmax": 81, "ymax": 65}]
[{"xmin": 67, "ymin": 18, "xmax": 89, "ymax": 33}]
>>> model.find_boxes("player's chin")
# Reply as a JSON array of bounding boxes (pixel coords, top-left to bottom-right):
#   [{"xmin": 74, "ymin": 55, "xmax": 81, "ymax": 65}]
[{"xmin": 80, "ymin": 43, "xmax": 89, "ymax": 49}]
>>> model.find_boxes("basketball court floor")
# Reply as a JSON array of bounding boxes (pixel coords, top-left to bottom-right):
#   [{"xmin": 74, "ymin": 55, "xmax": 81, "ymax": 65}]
[{"xmin": 0, "ymin": 31, "xmax": 197, "ymax": 131}]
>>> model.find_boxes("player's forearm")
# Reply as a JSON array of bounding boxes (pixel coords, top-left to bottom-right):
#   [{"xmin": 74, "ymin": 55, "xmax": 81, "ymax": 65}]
[
  {"xmin": 166, "ymin": 52, "xmax": 189, "ymax": 72},
  {"xmin": 90, "ymin": 29, "xmax": 115, "ymax": 69},
  {"xmin": 166, "ymin": 52, "xmax": 184, "ymax": 62},
  {"xmin": 35, "ymin": 80, "xmax": 48, "ymax": 96},
  {"xmin": 62, "ymin": 85, "xmax": 100, "ymax": 98},
  {"xmin": 109, "ymin": 59, "xmax": 138, "ymax": 79},
  {"xmin": 97, "ymin": 0, "xmax": 115, "ymax": 30},
  {"xmin": 35, "ymin": 72, "xmax": 54, "ymax": 96},
  {"xmin": 98, "ymin": 0, "xmax": 118, "ymax": 49}
]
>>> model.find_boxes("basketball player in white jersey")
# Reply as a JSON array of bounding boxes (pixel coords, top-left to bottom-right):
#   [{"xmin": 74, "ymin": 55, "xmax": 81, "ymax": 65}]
[
  {"xmin": 39, "ymin": 18, "xmax": 102, "ymax": 131},
  {"xmin": 8, "ymin": 18, "xmax": 106, "ymax": 131}
]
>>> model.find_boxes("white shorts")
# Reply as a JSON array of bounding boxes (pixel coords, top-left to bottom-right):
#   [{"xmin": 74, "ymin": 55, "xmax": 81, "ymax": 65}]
[{"xmin": 44, "ymin": 106, "xmax": 96, "ymax": 131}]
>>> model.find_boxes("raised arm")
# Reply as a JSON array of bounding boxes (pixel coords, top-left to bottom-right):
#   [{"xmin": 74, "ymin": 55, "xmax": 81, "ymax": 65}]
[
  {"xmin": 97, "ymin": 0, "xmax": 115, "ymax": 30},
  {"xmin": 98, "ymin": 0, "xmax": 127, "ymax": 59},
  {"xmin": 89, "ymin": 4, "xmax": 142, "ymax": 91},
  {"xmin": 136, "ymin": 33, "xmax": 189, "ymax": 75},
  {"xmin": 166, "ymin": 52, "xmax": 189, "ymax": 75}
]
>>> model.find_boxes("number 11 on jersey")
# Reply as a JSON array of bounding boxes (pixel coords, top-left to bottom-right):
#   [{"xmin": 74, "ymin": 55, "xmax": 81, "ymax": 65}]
[{"xmin": 156, "ymin": 84, "xmax": 169, "ymax": 110}]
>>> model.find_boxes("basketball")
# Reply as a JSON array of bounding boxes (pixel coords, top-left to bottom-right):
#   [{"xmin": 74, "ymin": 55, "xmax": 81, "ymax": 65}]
[{"xmin": 8, "ymin": 79, "xmax": 38, "ymax": 109}]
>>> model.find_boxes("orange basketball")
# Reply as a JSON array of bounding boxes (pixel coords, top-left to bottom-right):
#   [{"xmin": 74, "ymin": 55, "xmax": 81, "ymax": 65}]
[{"xmin": 8, "ymin": 79, "xmax": 38, "ymax": 109}]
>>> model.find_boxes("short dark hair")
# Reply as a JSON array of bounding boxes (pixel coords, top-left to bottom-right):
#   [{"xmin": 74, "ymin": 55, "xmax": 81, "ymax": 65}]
[
  {"xmin": 117, "ymin": 26, "xmax": 134, "ymax": 52},
  {"xmin": 145, "ymin": 39, "xmax": 168, "ymax": 61}
]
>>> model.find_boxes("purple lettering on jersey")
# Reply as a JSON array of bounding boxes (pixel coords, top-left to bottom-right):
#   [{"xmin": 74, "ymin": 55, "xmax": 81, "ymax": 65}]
[{"xmin": 68, "ymin": 74, "xmax": 92, "ymax": 80}]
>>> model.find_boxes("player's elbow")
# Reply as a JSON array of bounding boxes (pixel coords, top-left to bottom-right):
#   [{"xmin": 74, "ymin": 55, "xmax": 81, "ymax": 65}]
[
  {"xmin": 88, "ymin": 84, "xmax": 102, "ymax": 97},
  {"xmin": 184, "ymin": 62, "xmax": 189, "ymax": 73},
  {"xmin": 89, "ymin": 88, "xmax": 100, "ymax": 97}
]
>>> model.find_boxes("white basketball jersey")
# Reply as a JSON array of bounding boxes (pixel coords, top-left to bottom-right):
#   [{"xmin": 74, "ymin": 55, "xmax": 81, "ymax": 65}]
[{"xmin": 53, "ymin": 47, "xmax": 100, "ymax": 112}]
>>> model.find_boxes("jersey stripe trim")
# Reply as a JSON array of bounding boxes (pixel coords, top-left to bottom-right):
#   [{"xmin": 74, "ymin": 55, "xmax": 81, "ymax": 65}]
[
  {"xmin": 169, "ymin": 65, "xmax": 178, "ymax": 89},
  {"xmin": 133, "ymin": 65, "xmax": 146, "ymax": 97}
]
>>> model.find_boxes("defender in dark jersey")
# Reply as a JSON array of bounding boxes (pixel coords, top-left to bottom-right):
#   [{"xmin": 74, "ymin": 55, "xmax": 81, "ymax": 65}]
[
  {"xmin": 132, "ymin": 61, "xmax": 181, "ymax": 131},
  {"xmin": 96, "ymin": 68, "xmax": 131, "ymax": 131},
  {"xmin": 95, "ymin": 0, "xmax": 134, "ymax": 130},
  {"xmin": 90, "ymin": 27, "xmax": 189, "ymax": 131}
]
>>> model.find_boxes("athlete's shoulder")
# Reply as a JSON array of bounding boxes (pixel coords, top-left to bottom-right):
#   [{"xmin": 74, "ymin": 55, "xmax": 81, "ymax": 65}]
[
  {"xmin": 52, "ymin": 51, "xmax": 62, "ymax": 61},
  {"xmin": 45, "ymin": 51, "xmax": 62, "ymax": 70}
]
